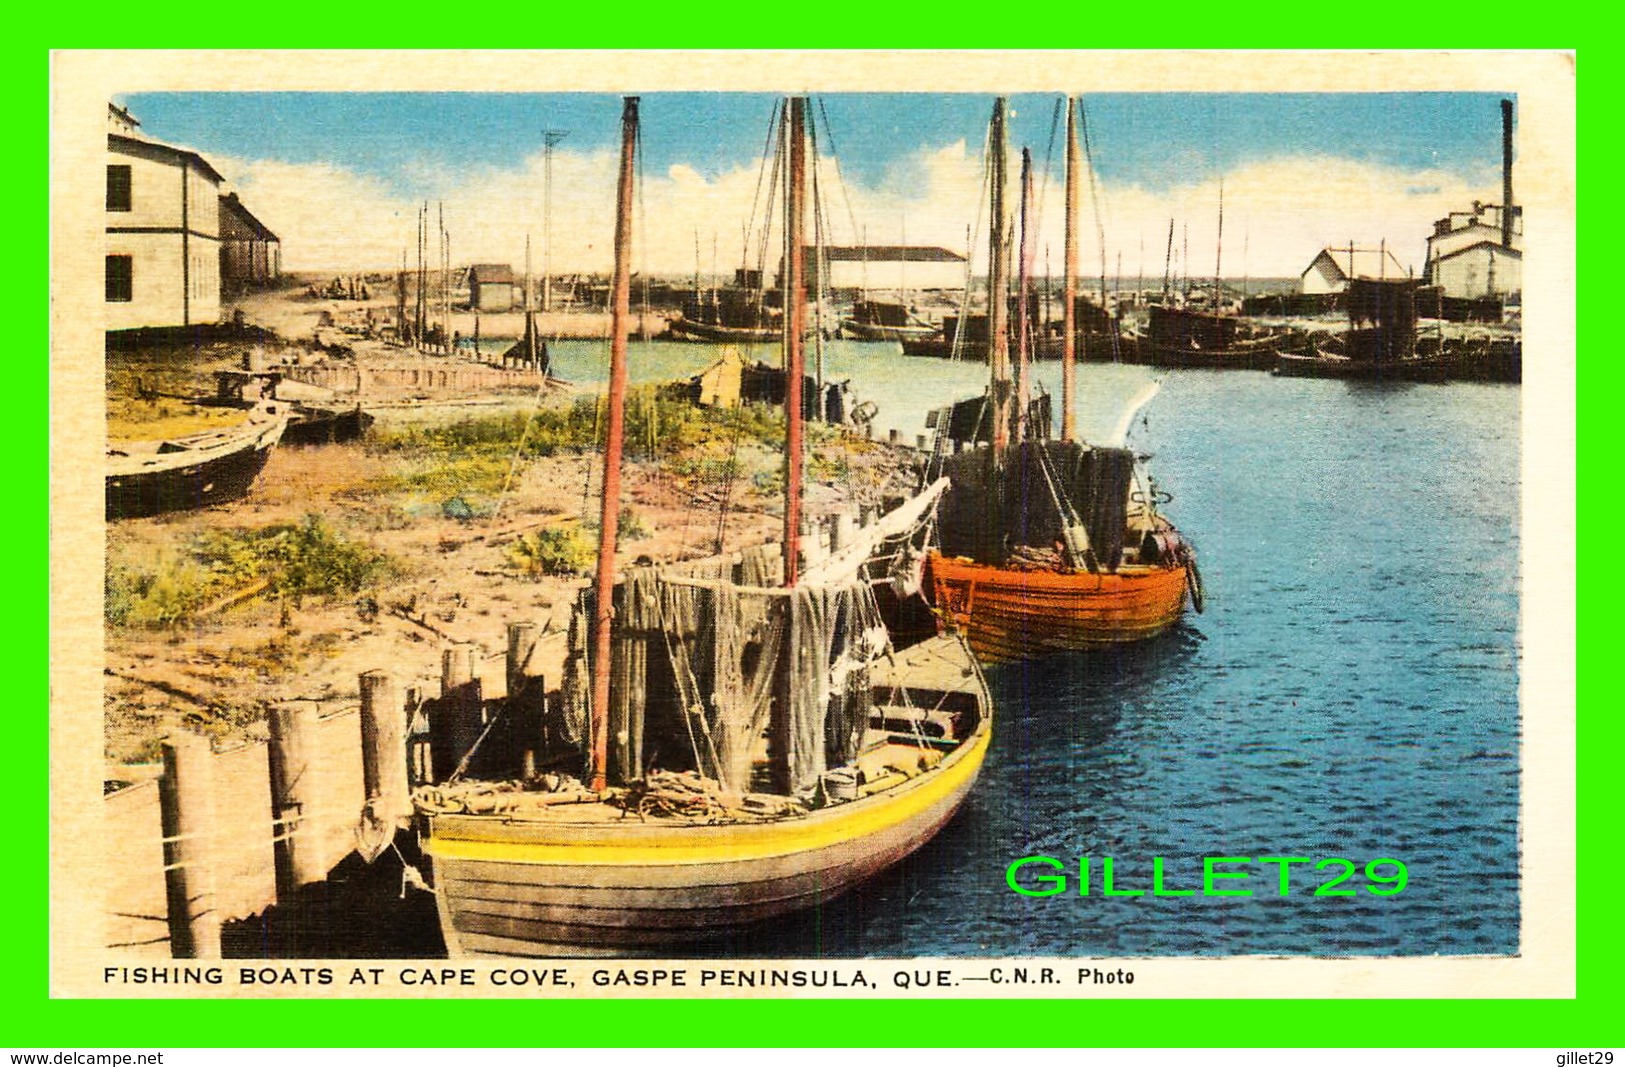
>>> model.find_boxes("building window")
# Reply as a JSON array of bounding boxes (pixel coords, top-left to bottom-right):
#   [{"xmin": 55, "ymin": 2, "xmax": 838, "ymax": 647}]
[
  {"xmin": 106, "ymin": 255, "xmax": 133, "ymax": 302},
  {"xmin": 106, "ymin": 164, "xmax": 132, "ymax": 212}
]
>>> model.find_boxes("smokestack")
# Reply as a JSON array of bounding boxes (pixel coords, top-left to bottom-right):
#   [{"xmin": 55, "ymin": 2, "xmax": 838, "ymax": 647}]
[{"xmin": 1501, "ymin": 98, "xmax": 1515, "ymax": 250}]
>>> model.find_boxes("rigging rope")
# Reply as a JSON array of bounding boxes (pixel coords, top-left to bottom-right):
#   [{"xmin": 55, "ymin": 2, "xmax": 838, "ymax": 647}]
[{"xmin": 1077, "ymin": 99, "xmax": 1122, "ymax": 362}]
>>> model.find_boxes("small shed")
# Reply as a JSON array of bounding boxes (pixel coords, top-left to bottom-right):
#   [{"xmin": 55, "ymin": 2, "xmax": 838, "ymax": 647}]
[
  {"xmin": 1300, "ymin": 246, "xmax": 1410, "ymax": 295},
  {"xmin": 469, "ymin": 264, "xmax": 516, "ymax": 312}
]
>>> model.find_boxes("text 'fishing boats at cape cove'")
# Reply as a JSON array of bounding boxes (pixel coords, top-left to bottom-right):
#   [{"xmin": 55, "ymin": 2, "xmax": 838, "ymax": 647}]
[
  {"xmin": 922, "ymin": 98, "xmax": 1202, "ymax": 664},
  {"xmin": 412, "ymin": 98, "xmax": 991, "ymax": 957}
]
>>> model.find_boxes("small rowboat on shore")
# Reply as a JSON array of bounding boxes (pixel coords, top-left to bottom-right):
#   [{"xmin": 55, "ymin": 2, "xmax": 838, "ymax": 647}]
[{"xmin": 106, "ymin": 407, "xmax": 287, "ymax": 520}]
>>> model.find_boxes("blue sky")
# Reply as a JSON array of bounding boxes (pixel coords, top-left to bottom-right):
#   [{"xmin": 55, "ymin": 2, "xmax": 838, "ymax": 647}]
[
  {"xmin": 116, "ymin": 91, "xmax": 1518, "ymax": 274},
  {"xmin": 123, "ymin": 91, "xmax": 1511, "ymax": 194}
]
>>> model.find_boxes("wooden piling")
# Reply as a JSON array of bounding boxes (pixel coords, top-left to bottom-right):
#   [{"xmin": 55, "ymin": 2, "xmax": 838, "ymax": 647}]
[
  {"xmin": 159, "ymin": 731, "xmax": 222, "ymax": 958},
  {"xmin": 359, "ymin": 671, "xmax": 410, "ymax": 824},
  {"xmin": 433, "ymin": 644, "xmax": 484, "ymax": 783},
  {"xmin": 441, "ymin": 644, "xmax": 473, "ymax": 694},
  {"xmin": 829, "ymin": 513, "xmax": 851, "ymax": 554},
  {"xmin": 506, "ymin": 622, "xmax": 539, "ymax": 697},
  {"xmin": 406, "ymin": 684, "xmax": 433, "ymax": 786},
  {"xmin": 267, "ymin": 702, "xmax": 324, "ymax": 901}
]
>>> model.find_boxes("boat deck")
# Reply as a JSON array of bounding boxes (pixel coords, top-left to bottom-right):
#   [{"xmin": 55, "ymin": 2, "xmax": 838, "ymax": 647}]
[{"xmin": 868, "ymin": 633, "xmax": 983, "ymax": 704}]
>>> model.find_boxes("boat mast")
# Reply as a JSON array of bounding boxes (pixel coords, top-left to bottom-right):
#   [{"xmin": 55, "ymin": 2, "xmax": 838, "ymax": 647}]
[
  {"xmin": 1162, "ymin": 218, "xmax": 1174, "ymax": 303},
  {"xmin": 769, "ymin": 96, "xmax": 809, "ymax": 799},
  {"xmin": 525, "ymin": 233, "xmax": 534, "ymax": 367},
  {"xmin": 783, "ymin": 95, "xmax": 808, "ymax": 587},
  {"xmin": 987, "ymin": 97, "xmax": 1011, "ymax": 461},
  {"xmin": 1016, "ymin": 147, "xmax": 1034, "ymax": 442},
  {"xmin": 1213, "ymin": 179, "xmax": 1224, "ymax": 311},
  {"xmin": 1062, "ymin": 96, "xmax": 1079, "ymax": 443},
  {"xmin": 588, "ymin": 95, "xmax": 639, "ymax": 794}
]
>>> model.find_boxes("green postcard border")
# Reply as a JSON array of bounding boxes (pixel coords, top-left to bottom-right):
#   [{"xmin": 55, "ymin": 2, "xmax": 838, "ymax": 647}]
[{"xmin": 29, "ymin": 20, "xmax": 1599, "ymax": 1050}]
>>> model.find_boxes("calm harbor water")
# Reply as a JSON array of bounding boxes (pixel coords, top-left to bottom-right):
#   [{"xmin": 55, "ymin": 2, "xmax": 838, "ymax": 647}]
[
  {"xmin": 621, "ymin": 341, "xmax": 1520, "ymax": 959},
  {"xmin": 294, "ymin": 340, "xmax": 1522, "ymax": 959}
]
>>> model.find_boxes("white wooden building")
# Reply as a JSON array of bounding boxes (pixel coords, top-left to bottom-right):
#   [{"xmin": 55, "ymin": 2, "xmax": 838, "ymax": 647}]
[
  {"xmin": 1423, "ymin": 201, "xmax": 1523, "ymax": 299},
  {"xmin": 106, "ymin": 105, "xmax": 225, "ymax": 330},
  {"xmin": 1300, "ymin": 246, "xmax": 1411, "ymax": 294}
]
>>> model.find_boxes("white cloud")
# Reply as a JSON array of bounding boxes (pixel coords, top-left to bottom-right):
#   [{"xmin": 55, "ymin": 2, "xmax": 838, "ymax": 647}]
[{"xmin": 220, "ymin": 142, "xmax": 1500, "ymax": 283}]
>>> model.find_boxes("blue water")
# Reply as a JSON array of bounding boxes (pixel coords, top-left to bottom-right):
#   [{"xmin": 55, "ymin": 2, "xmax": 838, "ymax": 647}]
[
  {"xmin": 379, "ymin": 339, "xmax": 1521, "ymax": 958},
  {"xmin": 606, "ymin": 343, "xmax": 1521, "ymax": 959}
]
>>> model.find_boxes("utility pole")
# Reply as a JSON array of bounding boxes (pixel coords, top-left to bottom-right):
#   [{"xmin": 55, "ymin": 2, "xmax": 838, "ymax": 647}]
[{"xmin": 543, "ymin": 129, "xmax": 569, "ymax": 312}]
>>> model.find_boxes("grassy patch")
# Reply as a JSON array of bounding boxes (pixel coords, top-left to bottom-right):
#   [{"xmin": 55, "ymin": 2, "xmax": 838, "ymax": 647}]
[
  {"xmin": 358, "ymin": 388, "xmax": 799, "ymax": 509},
  {"xmin": 107, "ymin": 515, "xmax": 397, "ymax": 627},
  {"xmin": 508, "ymin": 525, "xmax": 596, "ymax": 578}
]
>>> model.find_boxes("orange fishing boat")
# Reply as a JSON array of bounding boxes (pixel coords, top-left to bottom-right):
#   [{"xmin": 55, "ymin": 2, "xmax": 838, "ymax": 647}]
[{"xmin": 923, "ymin": 97, "xmax": 1201, "ymax": 664}]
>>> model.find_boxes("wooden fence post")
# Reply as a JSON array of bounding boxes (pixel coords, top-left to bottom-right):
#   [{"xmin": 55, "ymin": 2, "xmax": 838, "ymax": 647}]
[
  {"xmin": 159, "ymin": 732, "xmax": 221, "ymax": 958},
  {"xmin": 267, "ymin": 702, "xmax": 324, "ymax": 901},
  {"xmin": 359, "ymin": 671, "xmax": 410, "ymax": 823}
]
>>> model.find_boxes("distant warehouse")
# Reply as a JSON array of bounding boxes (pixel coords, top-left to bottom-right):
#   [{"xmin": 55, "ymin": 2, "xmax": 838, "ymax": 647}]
[
  {"xmin": 795, "ymin": 245, "xmax": 967, "ymax": 298},
  {"xmin": 1423, "ymin": 201, "xmax": 1522, "ymax": 301}
]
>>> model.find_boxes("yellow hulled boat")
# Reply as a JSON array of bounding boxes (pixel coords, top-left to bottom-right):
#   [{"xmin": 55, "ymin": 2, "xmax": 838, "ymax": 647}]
[{"xmin": 413, "ymin": 96, "xmax": 992, "ymax": 958}]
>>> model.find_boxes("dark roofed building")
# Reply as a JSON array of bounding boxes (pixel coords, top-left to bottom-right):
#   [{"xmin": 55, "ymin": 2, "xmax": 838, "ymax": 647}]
[
  {"xmin": 219, "ymin": 192, "xmax": 281, "ymax": 293},
  {"xmin": 469, "ymin": 264, "xmax": 517, "ymax": 311}
]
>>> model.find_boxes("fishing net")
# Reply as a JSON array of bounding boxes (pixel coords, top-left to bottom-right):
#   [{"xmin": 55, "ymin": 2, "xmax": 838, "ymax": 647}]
[{"xmin": 560, "ymin": 544, "xmax": 889, "ymax": 795}]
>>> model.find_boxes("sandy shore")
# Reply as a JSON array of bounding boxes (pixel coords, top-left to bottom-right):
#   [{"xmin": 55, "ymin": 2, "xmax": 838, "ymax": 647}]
[{"xmin": 104, "ymin": 286, "xmax": 922, "ymax": 768}]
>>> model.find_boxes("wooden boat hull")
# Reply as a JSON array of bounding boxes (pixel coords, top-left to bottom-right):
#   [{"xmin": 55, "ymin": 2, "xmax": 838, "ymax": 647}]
[
  {"xmin": 926, "ymin": 551, "xmax": 1189, "ymax": 662},
  {"xmin": 425, "ymin": 738, "xmax": 989, "ymax": 958},
  {"xmin": 841, "ymin": 319, "xmax": 937, "ymax": 343},
  {"xmin": 1143, "ymin": 343, "xmax": 1278, "ymax": 371},
  {"xmin": 281, "ymin": 405, "xmax": 375, "ymax": 445},
  {"xmin": 666, "ymin": 317, "xmax": 781, "ymax": 344},
  {"xmin": 106, "ymin": 416, "xmax": 285, "ymax": 520},
  {"xmin": 422, "ymin": 634, "xmax": 991, "ymax": 957},
  {"xmin": 1274, "ymin": 352, "xmax": 1450, "ymax": 382}
]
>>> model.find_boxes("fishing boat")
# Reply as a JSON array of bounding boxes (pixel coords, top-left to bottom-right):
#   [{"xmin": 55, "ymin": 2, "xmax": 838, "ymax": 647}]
[
  {"xmin": 413, "ymin": 97, "xmax": 991, "ymax": 957},
  {"xmin": 679, "ymin": 347, "xmax": 862, "ymax": 425},
  {"xmin": 841, "ymin": 299, "xmax": 938, "ymax": 343},
  {"xmin": 1143, "ymin": 304, "xmax": 1278, "ymax": 370},
  {"xmin": 210, "ymin": 369, "xmax": 375, "ymax": 446},
  {"xmin": 1275, "ymin": 277, "xmax": 1449, "ymax": 381},
  {"xmin": 901, "ymin": 313, "xmax": 989, "ymax": 361},
  {"xmin": 1140, "ymin": 185, "xmax": 1276, "ymax": 371},
  {"xmin": 106, "ymin": 405, "xmax": 287, "ymax": 520},
  {"xmin": 924, "ymin": 97, "xmax": 1201, "ymax": 665},
  {"xmin": 666, "ymin": 268, "xmax": 784, "ymax": 343}
]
